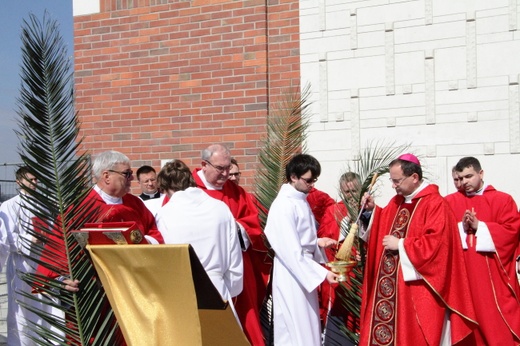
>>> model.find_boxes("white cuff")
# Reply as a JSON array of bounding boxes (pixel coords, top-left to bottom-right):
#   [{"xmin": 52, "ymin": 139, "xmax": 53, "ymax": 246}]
[
  {"xmin": 475, "ymin": 222, "xmax": 495, "ymax": 252},
  {"xmin": 399, "ymin": 239, "xmax": 423, "ymax": 282},
  {"xmin": 236, "ymin": 222, "xmax": 251, "ymax": 250},
  {"xmin": 144, "ymin": 235, "xmax": 159, "ymax": 245}
]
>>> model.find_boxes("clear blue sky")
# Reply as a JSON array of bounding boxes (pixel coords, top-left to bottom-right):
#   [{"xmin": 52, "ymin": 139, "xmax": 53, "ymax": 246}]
[{"xmin": 0, "ymin": 1, "xmax": 73, "ymax": 178}]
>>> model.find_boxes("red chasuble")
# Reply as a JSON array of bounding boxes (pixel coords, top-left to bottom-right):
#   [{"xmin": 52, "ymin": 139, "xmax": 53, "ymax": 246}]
[
  {"xmin": 193, "ymin": 168, "xmax": 269, "ymax": 346},
  {"xmin": 445, "ymin": 186, "xmax": 520, "ymax": 345},
  {"xmin": 35, "ymin": 189, "xmax": 164, "ymax": 346},
  {"xmin": 307, "ymin": 187, "xmax": 335, "ymax": 227},
  {"xmin": 360, "ymin": 184, "xmax": 477, "ymax": 346},
  {"xmin": 37, "ymin": 189, "xmax": 164, "ymax": 279}
]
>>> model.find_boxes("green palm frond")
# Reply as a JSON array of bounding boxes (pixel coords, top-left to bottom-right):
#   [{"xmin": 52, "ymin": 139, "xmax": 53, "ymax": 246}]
[
  {"xmin": 255, "ymin": 85, "xmax": 311, "ymax": 225},
  {"xmin": 255, "ymin": 85, "xmax": 311, "ymax": 345},
  {"xmin": 14, "ymin": 13, "xmax": 120, "ymax": 345}
]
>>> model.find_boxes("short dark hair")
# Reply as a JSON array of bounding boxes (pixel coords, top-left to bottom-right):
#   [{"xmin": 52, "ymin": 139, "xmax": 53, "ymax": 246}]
[
  {"xmin": 455, "ymin": 156, "xmax": 482, "ymax": 172},
  {"xmin": 230, "ymin": 158, "xmax": 239, "ymax": 168},
  {"xmin": 157, "ymin": 160, "xmax": 196, "ymax": 193},
  {"xmin": 15, "ymin": 166, "xmax": 35, "ymax": 182},
  {"xmin": 136, "ymin": 165, "xmax": 156, "ymax": 180},
  {"xmin": 285, "ymin": 154, "xmax": 321, "ymax": 182},
  {"xmin": 389, "ymin": 159, "xmax": 423, "ymax": 180}
]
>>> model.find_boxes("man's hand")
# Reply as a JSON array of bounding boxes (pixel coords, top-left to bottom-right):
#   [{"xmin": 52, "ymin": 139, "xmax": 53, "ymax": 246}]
[
  {"xmin": 63, "ymin": 279, "xmax": 80, "ymax": 293},
  {"xmin": 318, "ymin": 237, "xmax": 337, "ymax": 248},
  {"xmin": 462, "ymin": 208, "xmax": 478, "ymax": 233},
  {"xmin": 361, "ymin": 192, "xmax": 375, "ymax": 211},
  {"xmin": 382, "ymin": 235, "xmax": 399, "ymax": 251},
  {"xmin": 326, "ymin": 271, "xmax": 339, "ymax": 284}
]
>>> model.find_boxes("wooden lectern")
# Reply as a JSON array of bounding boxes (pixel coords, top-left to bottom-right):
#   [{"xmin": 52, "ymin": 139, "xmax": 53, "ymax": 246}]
[{"xmin": 87, "ymin": 244, "xmax": 250, "ymax": 346}]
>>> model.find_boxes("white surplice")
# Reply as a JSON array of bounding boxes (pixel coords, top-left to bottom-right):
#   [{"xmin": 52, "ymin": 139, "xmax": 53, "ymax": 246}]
[
  {"xmin": 264, "ymin": 184, "xmax": 328, "ymax": 346},
  {"xmin": 0, "ymin": 194, "xmax": 63, "ymax": 346},
  {"xmin": 142, "ymin": 194, "xmax": 166, "ymax": 217},
  {"xmin": 155, "ymin": 187, "xmax": 243, "ymax": 302}
]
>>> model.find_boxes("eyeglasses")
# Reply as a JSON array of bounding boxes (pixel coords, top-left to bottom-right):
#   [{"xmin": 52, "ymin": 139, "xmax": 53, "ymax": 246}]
[
  {"xmin": 300, "ymin": 176, "xmax": 318, "ymax": 184},
  {"xmin": 108, "ymin": 169, "xmax": 133, "ymax": 180},
  {"xmin": 229, "ymin": 172, "xmax": 241, "ymax": 178},
  {"xmin": 389, "ymin": 175, "xmax": 411, "ymax": 186},
  {"xmin": 204, "ymin": 160, "xmax": 231, "ymax": 173}
]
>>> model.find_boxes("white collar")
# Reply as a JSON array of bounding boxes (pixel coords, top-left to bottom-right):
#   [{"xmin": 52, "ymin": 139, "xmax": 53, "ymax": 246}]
[
  {"xmin": 197, "ymin": 169, "xmax": 222, "ymax": 190},
  {"xmin": 403, "ymin": 180, "xmax": 429, "ymax": 203},
  {"xmin": 466, "ymin": 183, "xmax": 487, "ymax": 196},
  {"xmin": 94, "ymin": 185, "xmax": 122, "ymax": 205}
]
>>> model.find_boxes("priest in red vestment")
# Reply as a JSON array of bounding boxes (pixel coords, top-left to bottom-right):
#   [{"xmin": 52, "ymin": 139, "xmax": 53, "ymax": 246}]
[
  {"xmin": 193, "ymin": 144, "xmax": 269, "ymax": 346},
  {"xmin": 37, "ymin": 150, "xmax": 164, "ymax": 282},
  {"xmin": 307, "ymin": 187, "xmax": 335, "ymax": 227},
  {"xmin": 317, "ymin": 172, "xmax": 362, "ymax": 345},
  {"xmin": 35, "ymin": 151, "xmax": 164, "ymax": 345},
  {"xmin": 445, "ymin": 156, "xmax": 520, "ymax": 345},
  {"xmin": 360, "ymin": 154, "xmax": 477, "ymax": 346}
]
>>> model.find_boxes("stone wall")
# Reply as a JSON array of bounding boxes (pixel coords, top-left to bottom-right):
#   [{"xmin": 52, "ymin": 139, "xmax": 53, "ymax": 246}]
[{"xmin": 301, "ymin": 0, "xmax": 520, "ymax": 203}]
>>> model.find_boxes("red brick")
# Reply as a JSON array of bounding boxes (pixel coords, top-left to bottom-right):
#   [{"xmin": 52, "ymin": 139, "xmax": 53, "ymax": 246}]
[{"xmin": 75, "ymin": 0, "xmax": 300, "ymax": 182}]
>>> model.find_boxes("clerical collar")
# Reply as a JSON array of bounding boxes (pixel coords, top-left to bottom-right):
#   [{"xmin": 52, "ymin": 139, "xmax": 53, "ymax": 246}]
[
  {"xmin": 466, "ymin": 183, "xmax": 486, "ymax": 196},
  {"xmin": 197, "ymin": 169, "xmax": 223, "ymax": 190},
  {"xmin": 139, "ymin": 191, "xmax": 161, "ymax": 201},
  {"xmin": 404, "ymin": 180, "xmax": 429, "ymax": 203},
  {"xmin": 94, "ymin": 185, "xmax": 123, "ymax": 205}
]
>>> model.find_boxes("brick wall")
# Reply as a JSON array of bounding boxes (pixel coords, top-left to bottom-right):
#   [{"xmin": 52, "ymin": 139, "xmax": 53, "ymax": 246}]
[{"xmin": 74, "ymin": 0, "xmax": 301, "ymax": 193}]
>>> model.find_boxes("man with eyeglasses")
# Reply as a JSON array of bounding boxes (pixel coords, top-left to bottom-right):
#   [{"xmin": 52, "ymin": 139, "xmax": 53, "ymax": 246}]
[
  {"xmin": 264, "ymin": 153, "xmax": 338, "ymax": 346},
  {"xmin": 229, "ymin": 158, "xmax": 242, "ymax": 186},
  {"xmin": 0, "ymin": 166, "xmax": 54, "ymax": 345},
  {"xmin": 192, "ymin": 144, "xmax": 269, "ymax": 346},
  {"xmin": 359, "ymin": 154, "xmax": 477, "ymax": 345},
  {"xmin": 83, "ymin": 151, "xmax": 163, "ymax": 244},
  {"xmin": 37, "ymin": 151, "xmax": 164, "ymax": 282},
  {"xmin": 445, "ymin": 156, "xmax": 520, "ymax": 345}
]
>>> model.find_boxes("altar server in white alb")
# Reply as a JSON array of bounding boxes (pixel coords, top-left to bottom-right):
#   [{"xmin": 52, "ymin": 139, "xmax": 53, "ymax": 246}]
[
  {"xmin": 0, "ymin": 167, "xmax": 61, "ymax": 346},
  {"xmin": 264, "ymin": 154, "xmax": 338, "ymax": 346},
  {"xmin": 155, "ymin": 159, "xmax": 244, "ymax": 311}
]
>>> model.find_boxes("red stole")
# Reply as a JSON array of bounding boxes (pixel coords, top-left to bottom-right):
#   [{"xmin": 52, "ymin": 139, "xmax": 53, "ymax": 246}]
[{"xmin": 370, "ymin": 201, "xmax": 417, "ymax": 345}]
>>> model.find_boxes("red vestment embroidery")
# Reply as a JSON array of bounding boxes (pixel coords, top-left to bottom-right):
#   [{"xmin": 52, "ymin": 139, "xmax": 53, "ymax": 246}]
[{"xmin": 370, "ymin": 202, "xmax": 417, "ymax": 345}]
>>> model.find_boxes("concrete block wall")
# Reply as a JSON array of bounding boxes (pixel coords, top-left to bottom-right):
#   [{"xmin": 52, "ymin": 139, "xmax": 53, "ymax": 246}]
[
  {"xmin": 301, "ymin": 0, "xmax": 520, "ymax": 204},
  {"xmin": 73, "ymin": 0, "xmax": 301, "ymax": 192}
]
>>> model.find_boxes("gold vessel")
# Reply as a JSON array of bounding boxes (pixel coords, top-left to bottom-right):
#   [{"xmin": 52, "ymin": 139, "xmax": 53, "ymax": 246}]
[{"xmin": 326, "ymin": 260, "xmax": 357, "ymax": 282}]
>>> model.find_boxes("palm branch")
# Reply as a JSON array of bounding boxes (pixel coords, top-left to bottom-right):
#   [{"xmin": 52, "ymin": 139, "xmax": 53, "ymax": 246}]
[
  {"xmin": 331, "ymin": 141, "xmax": 410, "ymax": 344},
  {"xmin": 254, "ymin": 85, "xmax": 312, "ymax": 345},
  {"xmin": 14, "ymin": 13, "xmax": 121, "ymax": 345},
  {"xmin": 254, "ymin": 84, "xmax": 312, "ymax": 227}
]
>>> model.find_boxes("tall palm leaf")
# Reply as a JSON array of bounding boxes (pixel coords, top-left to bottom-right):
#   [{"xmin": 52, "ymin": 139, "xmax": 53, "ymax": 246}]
[
  {"xmin": 255, "ymin": 84, "xmax": 312, "ymax": 226},
  {"xmin": 254, "ymin": 85, "xmax": 311, "ymax": 345},
  {"xmin": 331, "ymin": 141, "xmax": 410, "ymax": 344},
  {"xmin": 14, "ymin": 13, "xmax": 120, "ymax": 345}
]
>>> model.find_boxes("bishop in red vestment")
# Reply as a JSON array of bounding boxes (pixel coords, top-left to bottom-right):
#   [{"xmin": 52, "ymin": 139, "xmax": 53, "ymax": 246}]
[
  {"xmin": 360, "ymin": 154, "xmax": 477, "ymax": 345},
  {"xmin": 193, "ymin": 144, "xmax": 269, "ymax": 346},
  {"xmin": 446, "ymin": 156, "xmax": 520, "ymax": 345}
]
